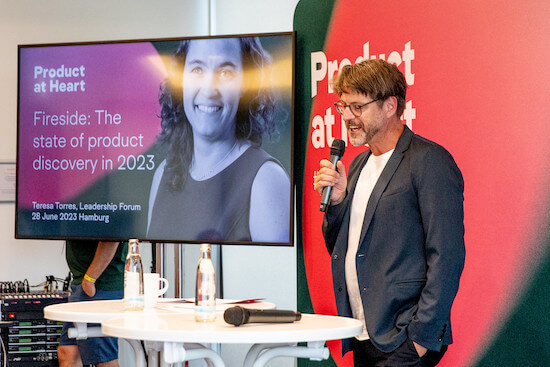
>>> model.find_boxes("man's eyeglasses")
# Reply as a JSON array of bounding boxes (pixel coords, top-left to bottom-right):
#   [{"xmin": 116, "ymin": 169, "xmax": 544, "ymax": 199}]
[{"xmin": 334, "ymin": 99, "xmax": 381, "ymax": 117}]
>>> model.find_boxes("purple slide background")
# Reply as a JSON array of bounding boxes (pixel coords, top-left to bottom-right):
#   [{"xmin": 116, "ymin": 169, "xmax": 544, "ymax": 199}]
[{"xmin": 18, "ymin": 42, "xmax": 167, "ymax": 208}]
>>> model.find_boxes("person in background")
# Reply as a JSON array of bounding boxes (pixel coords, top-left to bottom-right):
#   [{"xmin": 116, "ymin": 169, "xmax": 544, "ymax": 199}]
[
  {"xmin": 57, "ymin": 241, "xmax": 128, "ymax": 367},
  {"xmin": 147, "ymin": 36, "xmax": 290, "ymax": 243},
  {"xmin": 314, "ymin": 59, "xmax": 465, "ymax": 366}
]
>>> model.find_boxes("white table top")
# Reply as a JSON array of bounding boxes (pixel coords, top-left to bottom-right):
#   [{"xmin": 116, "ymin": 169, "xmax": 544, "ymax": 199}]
[
  {"xmin": 101, "ymin": 312, "xmax": 363, "ymax": 344},
  {"xmin": 43, "ymin": 298, "xmax": 275, "ymax": 324}
]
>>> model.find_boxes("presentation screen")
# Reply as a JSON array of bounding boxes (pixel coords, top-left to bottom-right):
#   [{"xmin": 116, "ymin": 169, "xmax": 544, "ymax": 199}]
[{"xmin": 16, "ymin": 32, "xmax": 294, "ymax": 246}]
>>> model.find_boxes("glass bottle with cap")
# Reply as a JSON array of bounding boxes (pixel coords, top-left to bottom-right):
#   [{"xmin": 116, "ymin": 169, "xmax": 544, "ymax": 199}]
[
  {"xmin": 124, "ymin": 238, "xmax": 144, "ymax": 310},
  {"xmin": 195, "ymin": 243, "xmax": 216, "ymax": 322}
]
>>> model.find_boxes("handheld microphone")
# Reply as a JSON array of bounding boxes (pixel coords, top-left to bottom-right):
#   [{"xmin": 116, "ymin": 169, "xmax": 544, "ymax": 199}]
[
  {"xmin": 320, "ymin": 139, "xmax": 346, "ymax": 212},
  {"xmin": 223, "ymin": 306, "xmax": 301, "ymax": 326}
]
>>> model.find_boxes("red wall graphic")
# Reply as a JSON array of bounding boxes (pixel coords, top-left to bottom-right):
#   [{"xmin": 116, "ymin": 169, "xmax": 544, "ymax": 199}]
[{"xmin": 297, "ymin": 1, "xmax": 550, "ymax": 366}]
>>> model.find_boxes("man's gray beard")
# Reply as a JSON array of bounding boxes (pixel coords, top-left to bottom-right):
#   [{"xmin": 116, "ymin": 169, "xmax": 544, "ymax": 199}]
[{"xmin": 348, "ymin": 126, "xmax": 378, "ymax": 147}]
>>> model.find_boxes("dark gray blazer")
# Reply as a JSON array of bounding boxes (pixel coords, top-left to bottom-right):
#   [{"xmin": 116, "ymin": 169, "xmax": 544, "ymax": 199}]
[{"xmin": 323, "ymin": 126, "xmax": 465, "ymax": 354}]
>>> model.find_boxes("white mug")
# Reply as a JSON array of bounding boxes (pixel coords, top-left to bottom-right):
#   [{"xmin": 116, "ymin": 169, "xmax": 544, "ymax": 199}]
[{"xmin": 143, "ymin": 273, "xmax": 169, "ymax": 309}]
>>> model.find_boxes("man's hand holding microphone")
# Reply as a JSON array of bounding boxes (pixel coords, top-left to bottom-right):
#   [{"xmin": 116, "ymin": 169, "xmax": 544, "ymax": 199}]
[{"xmin": 315, "ymin": 139, "xmax": 347, "ymax": 211}]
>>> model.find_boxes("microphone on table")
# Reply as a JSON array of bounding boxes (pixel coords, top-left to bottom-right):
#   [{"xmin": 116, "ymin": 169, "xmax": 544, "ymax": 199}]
[
  {"xmin": 320, "ymin": 139, "xmax": 346, "ymax": 212},
  {"xmin": 223, "ymin": 306, "xmax": 301, "ymax": 326}
]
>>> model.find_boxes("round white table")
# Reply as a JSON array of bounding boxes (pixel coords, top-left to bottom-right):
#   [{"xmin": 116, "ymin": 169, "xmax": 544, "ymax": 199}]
[
  {"xmin": 101, "ymin": 312, "xmax": 363, "ymax": 367},
  {"xmin": 44, "ymin": 298, "xmax": 275, "ymax": 321},
  {"xmin": 43, "ymin": 298, "xmax": 277, "ymax": 367}
]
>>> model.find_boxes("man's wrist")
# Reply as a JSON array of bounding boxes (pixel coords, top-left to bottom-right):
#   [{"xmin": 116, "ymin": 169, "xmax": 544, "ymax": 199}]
[{"xmin": 83, "ymin": 273, "xmax": 97, "ymax": 283}]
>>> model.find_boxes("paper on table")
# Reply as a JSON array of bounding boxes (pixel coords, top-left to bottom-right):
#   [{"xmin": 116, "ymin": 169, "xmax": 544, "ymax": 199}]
[{"xmin": 155, "ymin": 298, "xmax": 265, "ymax": 312}]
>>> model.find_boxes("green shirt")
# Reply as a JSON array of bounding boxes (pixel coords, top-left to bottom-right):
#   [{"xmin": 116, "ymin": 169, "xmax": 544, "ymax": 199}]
[{"xmin": 65, "ymin": 240, "xmax": 128, "ymax": 291}]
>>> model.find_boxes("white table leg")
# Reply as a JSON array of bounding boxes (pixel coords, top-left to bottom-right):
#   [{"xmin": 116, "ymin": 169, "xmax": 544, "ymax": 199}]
[
  {"xmin": 67, "ymin": 323, "xmax": 146, "ymax": 367},
  {"xmin": 145, "ymin": 340, "xmax": 162, "ymax": 367},
  {"xmin": 163, "ymin": 341, "xmax": 225, "ymax": 367},
  {"xmin": 67, "ymin": 323, "xmax": 146, "ymax": 366},
  {"xmin": 160, "ymin": 346, "xmax": 169, "ymax": 367},
  {"xmin": 250, "ymin": 340, "xmax": 329, "ymax": 367},
  {"xmin": 122, "ymin": 338, "xmax": 147, "ymax": 367},
  {"xmin": 243, "ymin": 343, "xmax": 292, "ymax": 367},
  {"xmin": 68, "ymin": 323, "xmax": 103, "ymax": 339},
  {"xmin": 148, "ymin": 350, "xmax": 158, "ymax": 367}
]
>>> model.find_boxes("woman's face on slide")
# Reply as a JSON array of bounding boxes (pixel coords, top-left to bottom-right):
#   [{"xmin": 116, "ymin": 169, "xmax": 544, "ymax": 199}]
[{"xmin": 183, "ymin": 38, "xmax": 244, "ymax": 142}]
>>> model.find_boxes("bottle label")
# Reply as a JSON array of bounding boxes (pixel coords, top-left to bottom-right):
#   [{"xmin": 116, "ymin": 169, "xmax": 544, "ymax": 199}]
[
  {"xmin": 195, "ymin": 305, "xmax": 216, "ymax": 322},
  {"xmin": 124, "ymin": 272, "xmax": 143, "ymax": 304}
]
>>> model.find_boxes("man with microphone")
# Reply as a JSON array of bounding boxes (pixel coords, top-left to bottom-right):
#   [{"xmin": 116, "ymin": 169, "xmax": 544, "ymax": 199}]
[{"xmin": 314, "ymin": 59, "xmax": 465, "ymax": 367}]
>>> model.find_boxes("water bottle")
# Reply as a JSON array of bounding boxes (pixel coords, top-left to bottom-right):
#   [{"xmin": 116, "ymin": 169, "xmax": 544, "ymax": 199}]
[
  {"xmin": 124, "ymin": 239, "xmax": 144, "ymax": 310},
  {"xmin": 195, "ymin": 243, "xmax": 216, "ymax": 322}
]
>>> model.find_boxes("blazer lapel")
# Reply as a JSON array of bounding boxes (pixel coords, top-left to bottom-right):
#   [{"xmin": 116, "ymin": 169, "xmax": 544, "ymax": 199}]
[{"xmin": 357, "ymin": 126, "xmax": 414, "ymax": 249}]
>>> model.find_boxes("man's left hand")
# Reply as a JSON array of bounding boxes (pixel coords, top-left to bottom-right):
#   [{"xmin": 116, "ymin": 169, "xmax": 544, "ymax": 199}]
[
  {"xmin": 413, "ymin": 342, "xmax": 428, "ymax": 357},
  {"xmin": 82, "ymin": 278, "xmax": 96, "ymax": 297}
]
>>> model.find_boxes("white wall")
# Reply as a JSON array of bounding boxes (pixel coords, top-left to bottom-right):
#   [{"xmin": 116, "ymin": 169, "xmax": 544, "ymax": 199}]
[
  {"xmin": 0, "ymin": 0, "xmax": 299, "ymax": 366},
  {"xmin": 214, "ymin": 0, "xmax": 299, "ymax": 35}
]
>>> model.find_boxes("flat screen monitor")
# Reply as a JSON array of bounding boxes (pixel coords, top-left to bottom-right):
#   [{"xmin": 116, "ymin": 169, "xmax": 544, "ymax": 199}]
[{"xmin": 16, "ymin": 32, "xmax": 294, "ymax": 246}]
